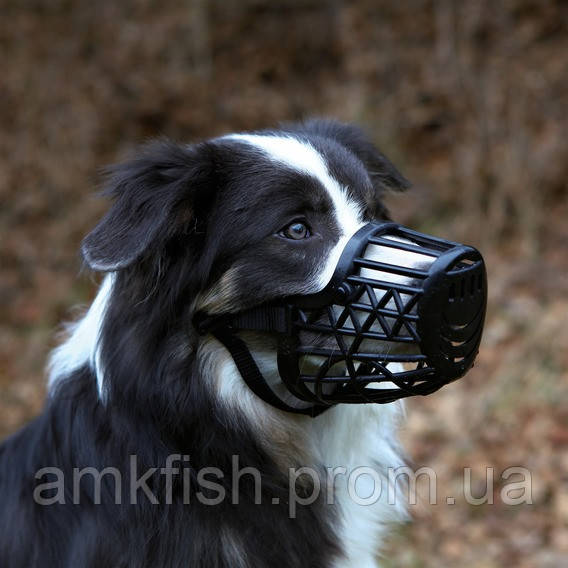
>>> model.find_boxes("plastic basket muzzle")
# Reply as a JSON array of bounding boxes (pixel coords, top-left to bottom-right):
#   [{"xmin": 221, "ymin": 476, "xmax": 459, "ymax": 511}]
[
  {"xmin": 276, "ymin": 222, "xmax": 487, "ymax": 405},
  {"xmin": 196, "ymin": 222, "xmax": 487, "ymax": 414}
]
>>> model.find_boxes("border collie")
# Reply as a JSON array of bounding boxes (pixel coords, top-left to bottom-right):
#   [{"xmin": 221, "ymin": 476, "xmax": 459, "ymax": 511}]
[{"xmin": 0, "ymin": 120, "xmax": 413, "ymax": 568}]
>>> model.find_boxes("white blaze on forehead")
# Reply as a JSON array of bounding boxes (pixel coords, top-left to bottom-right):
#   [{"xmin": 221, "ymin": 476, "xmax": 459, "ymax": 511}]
[{"xmin": 224, "ymin": 134, "xmax": 365, "ymax": 289}]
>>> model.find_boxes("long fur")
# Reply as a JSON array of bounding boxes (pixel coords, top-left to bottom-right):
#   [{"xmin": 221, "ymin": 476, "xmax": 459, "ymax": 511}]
[{"xmin": 0, "ymin": 120, "xmax": 411, "ymax": 568}]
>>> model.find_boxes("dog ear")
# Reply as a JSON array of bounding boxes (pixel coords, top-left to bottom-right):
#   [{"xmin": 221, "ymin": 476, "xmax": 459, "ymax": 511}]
[
  {"xmin": 289, "ymin": 119, "xmax": 411, "ymax": 193},
  {"xmin": 82, "ymin": 140, "xmax": 212, "ymax": 271}
]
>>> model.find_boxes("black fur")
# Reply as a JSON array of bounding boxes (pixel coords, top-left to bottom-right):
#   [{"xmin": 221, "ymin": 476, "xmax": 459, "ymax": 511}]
[{"xmin": 0, "ymin": 120, "xmax": 409, "ymax": 567}]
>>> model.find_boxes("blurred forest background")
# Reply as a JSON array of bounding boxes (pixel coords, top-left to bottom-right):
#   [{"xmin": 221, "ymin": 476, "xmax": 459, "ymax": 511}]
[{"xmin": 0, "ymin": 0, "xmax": 567, "ymax": 566}]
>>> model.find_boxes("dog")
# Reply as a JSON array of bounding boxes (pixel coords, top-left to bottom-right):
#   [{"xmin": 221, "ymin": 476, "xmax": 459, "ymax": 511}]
[{"xmin": 0, "ymin": 120, "xmax": 414, "ymax": 568}]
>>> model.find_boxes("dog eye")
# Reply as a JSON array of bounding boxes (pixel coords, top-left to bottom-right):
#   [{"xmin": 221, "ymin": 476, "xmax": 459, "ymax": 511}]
[{"xmin": 280, "ymin": 221, "xmax": 311, "ymax": 240}]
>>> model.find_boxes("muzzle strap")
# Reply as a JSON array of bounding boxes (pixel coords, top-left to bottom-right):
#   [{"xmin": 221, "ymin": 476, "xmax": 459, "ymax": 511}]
[{"xmin": 199, "ymin": 319, "xmax": 329, "ymax": 417}]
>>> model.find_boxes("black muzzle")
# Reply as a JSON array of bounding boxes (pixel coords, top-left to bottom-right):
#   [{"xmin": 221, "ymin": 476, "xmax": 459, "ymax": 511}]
[{"xmin": 197, "ymin": 222, "xmax": 487, "ymax": 416}]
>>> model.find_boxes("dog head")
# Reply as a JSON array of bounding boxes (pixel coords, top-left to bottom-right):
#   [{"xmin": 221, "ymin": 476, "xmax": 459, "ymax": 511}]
[{"xmin": 57, "ymin": 119, "xmax": 419, "ymax": 425}]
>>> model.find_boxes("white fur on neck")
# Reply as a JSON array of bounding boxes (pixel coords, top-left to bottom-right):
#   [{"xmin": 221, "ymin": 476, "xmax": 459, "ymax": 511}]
[
  {"xmin": 47, "ymin": 273, "xmax": 114, "ymax": 396},
  {"xmin": 314, "ymin": 398, "xmax": 408, "ymax": 568},
  {"xmin": 199, "ymin": 335, "xmax": 408, "ymax": 566}
]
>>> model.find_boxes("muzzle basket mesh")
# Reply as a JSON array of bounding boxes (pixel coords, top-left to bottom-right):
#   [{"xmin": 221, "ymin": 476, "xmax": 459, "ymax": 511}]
[{"xmin": 277, "ymin": 224, "xmax": 487, "ymax": 405}]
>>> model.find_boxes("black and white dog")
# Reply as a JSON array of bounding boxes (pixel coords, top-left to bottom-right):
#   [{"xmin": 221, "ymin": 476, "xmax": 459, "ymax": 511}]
[{"xmin": 0, "ymin": 120, "xmax": 414, "ymax": 568}]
